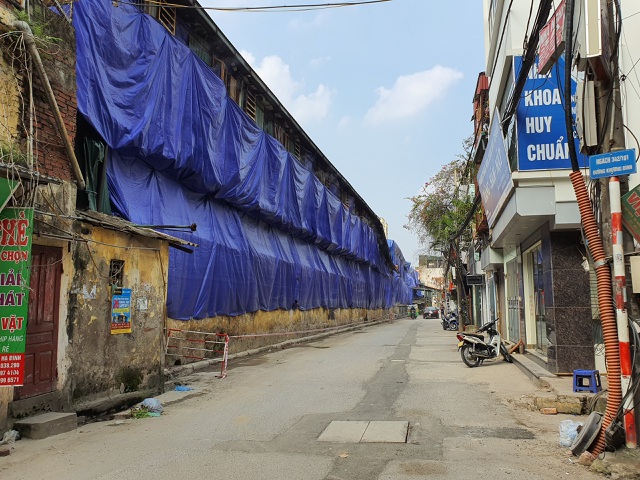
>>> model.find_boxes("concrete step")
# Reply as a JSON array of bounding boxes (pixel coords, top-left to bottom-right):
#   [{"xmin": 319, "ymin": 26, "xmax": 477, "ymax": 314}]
[{"xmin": 13, "ymin": 412, "xmax": 78, "ymax": 440}]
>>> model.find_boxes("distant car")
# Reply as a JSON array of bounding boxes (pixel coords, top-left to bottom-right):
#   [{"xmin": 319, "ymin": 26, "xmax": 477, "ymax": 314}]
[{"xmin": 423, "ymin": 306, "xmax": 439, "ymax": 319}]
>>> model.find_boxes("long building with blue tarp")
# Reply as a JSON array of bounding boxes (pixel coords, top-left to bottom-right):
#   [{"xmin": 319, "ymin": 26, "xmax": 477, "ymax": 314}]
[{"xmin": 73, "ymin": 0, "xmax": 415, "ymax": 322}]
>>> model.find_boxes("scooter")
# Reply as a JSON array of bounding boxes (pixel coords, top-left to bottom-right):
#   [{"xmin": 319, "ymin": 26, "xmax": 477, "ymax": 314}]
[
  {"xmin": 441, "ymin": 312, "xmax": 459, "ymax": 331},
  {"xmin": 409, "ymin": 309, "xmax": 417, "ymax": 319},
  {"xmin": 456, "ymin": 318, "xmax": 513, "ymax": 367}
]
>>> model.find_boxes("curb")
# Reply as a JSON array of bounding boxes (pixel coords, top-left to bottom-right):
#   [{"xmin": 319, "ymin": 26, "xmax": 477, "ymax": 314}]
[{"xmin": 510, "ymin": 351, "xmax": 556, "ymax": 389}]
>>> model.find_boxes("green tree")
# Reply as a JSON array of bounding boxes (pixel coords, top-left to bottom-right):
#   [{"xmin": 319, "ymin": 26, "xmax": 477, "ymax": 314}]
[{"xmin": 405, "ymin": 138, "xmax": 476, "ymax": 324}]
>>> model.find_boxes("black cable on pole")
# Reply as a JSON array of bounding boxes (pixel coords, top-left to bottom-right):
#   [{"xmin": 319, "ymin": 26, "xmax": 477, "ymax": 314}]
[
  {"xmin": 502, "ymin": 0, "xmax": 554, "ymax": 135},
  {"xmin": 564, "ymin": 0, "xmax": 581, "ymax": 172}
]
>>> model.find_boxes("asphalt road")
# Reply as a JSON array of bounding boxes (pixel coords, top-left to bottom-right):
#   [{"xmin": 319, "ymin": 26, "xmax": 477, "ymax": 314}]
[{"xmin": 1, "ymin": 317, "xmax": 602, "ymax": 479}]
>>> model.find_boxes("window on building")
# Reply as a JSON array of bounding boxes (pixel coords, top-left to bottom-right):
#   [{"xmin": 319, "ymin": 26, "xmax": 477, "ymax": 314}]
[
  {"xmin": 157, "ymin": 0, "xmax": 177, "ymax": 34},
  {"xmin": 228, "ymin": 75, "xmax": 240, "ymax": 104},
  {"xmin": 264, "ymin": 115, "xmax": 275, "ymax": 136},
  {"xmin": 293, "ymin": 139, "xmax": 302, "ymax": 160},
  {"xmin": 109, "ymin": 260, "xmax": 125, "ymax": 287},
  {"xmin": 212, "ymin": 57, "xmax": 227, "ymax": 83},
  {"xmin": 274, "ymin": 124, "xmax": 289, "ymax": 148},
  {"xmin": 244, "ymin": 91, "xmax": 257, "ymax": 121},
  {"xmin": 76, "ymin": 115, "xmax": 112, "ymax": 214},
  {"xmin": 498, "ymin": 62, "xmax": 518, "ymax": 170},
  {"xmin": 133, "ymin": 1, "xmax": 176, "ymax": 34},
  {"xmin": 189, "ymin": 36, "xmax": 212, "ymax": 66},
  {"xmin": 488, "ymin": 0, "xmax": 499, "ymax": 39},
  {"xmin": 255, "ymin": 103, "xmax": 265, "ymax": 129}
]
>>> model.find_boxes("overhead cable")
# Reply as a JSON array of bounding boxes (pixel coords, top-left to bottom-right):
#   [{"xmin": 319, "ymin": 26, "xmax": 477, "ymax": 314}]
[{"xmin": 114, "ymin": 0, "xmax": 392, "ymax": 13}]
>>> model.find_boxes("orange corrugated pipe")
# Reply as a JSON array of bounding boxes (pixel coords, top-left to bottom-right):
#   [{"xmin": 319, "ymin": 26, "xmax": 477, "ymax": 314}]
[{"xmin": 570, "ymin": 171, "xmax": 622, "ymax": 456}]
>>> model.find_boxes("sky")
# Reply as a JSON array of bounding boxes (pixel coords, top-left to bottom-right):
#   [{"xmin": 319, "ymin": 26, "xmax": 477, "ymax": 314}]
[{"xmin": 200, "ymin": 0, "xmax": 486, "ymax": 265}]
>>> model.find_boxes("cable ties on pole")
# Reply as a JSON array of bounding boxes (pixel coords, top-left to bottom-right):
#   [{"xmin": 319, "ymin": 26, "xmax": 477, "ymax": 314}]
[{"xmin": 593, "ymin": 259, "xmax": 609, "ymax": 268}]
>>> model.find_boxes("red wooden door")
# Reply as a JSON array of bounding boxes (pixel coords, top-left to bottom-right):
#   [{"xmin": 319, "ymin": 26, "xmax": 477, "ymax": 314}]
[{"xmin": 14, "ymin": 245, "xmax": 62, "ymax": 400}]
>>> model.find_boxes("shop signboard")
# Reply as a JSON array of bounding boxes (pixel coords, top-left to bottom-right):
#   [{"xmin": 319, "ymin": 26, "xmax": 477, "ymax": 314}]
[
  {"xmin": 466, "ymin": 274, "xmax": 484, "ymax": 285},
  {"xmin": 0, "ymin": 207, "xmax": 33, "ymax": 387},
  {"xmin": 477, "ymin": 110, "xmax": 514, "ymax": 227},
  {"xmin": 621, "ymin": 183, "xmax": 640, "ymax": 243},
  {"xmin": 515, "ymin": 55, "xmax": 588, "ymax": 171},
  {"xmin": 538, "ymin": 0, "xmax": 565, "ymax": 75},
  {"xmin": 111, "ymin": 287, "xmax": 132, "ymax": 334}
]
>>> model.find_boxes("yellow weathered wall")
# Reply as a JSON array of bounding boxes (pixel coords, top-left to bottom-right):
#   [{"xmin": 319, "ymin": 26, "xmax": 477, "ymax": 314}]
[
  {"xmin": 0, "ymin": 8, "xmax": 20, "ymax": 149},
  {"xmin": 166, "ymin": 307, "xmax": 390, "ymax": 363},
  {"xmin": 63, "ymin": 226, "xmax": 169, "ymax": 408}
]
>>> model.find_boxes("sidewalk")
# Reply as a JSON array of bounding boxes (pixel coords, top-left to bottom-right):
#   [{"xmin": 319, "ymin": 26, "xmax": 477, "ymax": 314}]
[{"xmin": 511, "ymin": 351, "xmax": 640, "ymax": 479}]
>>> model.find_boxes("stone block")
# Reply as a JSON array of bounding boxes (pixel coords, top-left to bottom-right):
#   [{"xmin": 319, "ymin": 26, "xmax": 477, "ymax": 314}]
[{"xmin": 13, "ymin": 412, "xmax": 77, "ymax": 440}]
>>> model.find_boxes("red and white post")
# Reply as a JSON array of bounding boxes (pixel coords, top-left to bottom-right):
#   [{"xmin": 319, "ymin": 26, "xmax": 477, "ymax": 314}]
[{"xmin": 610, "ymin": 177, "xmax": 637, "ymax": 448}]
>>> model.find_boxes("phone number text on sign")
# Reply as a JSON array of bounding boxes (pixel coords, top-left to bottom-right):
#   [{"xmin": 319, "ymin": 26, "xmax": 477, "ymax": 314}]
[{"xmin": 0, "ymin": 353, "xmax": 24, "ymax": 384}]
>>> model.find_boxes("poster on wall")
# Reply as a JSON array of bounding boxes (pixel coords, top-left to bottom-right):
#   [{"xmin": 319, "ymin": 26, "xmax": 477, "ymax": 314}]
[
  {"xmin": 111, "ymin": 287, "xmax": 132, "ymax": 334},
  {"xmin": 515, "ymin": 55, "xmax": 589, "ymax": 171},
  {"xmin": 0, "ymin": 207, "xmax": 33, "ymax": 387}
]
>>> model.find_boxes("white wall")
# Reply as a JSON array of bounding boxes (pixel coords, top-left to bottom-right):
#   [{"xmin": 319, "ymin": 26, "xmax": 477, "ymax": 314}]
[
  {"xmin": 620, "ymin": 0, "xmax": 640, "ymax": 190},
  {"xmin": 485, "ymin": 0, "xmax": 543, "ymax": 125}
]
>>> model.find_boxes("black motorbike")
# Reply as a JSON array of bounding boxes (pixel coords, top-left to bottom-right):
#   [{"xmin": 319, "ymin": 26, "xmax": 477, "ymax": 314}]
[{"xmin": 441, "ymin": 312, "xmax": 459, "ymax": 331}]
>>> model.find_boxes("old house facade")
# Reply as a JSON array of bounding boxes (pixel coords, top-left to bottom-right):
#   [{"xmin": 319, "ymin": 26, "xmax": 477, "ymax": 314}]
[{"xmin": 0, "ymin": 1, "xmax": 192, "ymax": 428}]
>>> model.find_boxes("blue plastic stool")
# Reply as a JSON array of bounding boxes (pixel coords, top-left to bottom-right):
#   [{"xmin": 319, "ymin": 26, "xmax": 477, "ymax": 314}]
[{"xmin": 573, "ymin": 369, "xmax": 602, "ymax": 393}]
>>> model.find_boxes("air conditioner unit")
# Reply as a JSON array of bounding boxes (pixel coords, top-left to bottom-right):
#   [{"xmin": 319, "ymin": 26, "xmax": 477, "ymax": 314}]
[
  {"xmin": 575, "ymin": 80, "xmax": 598, "ymax": 151},
  {"xmin": 573, "ymin": 0, "xmax": 611, "ymax": 80}
]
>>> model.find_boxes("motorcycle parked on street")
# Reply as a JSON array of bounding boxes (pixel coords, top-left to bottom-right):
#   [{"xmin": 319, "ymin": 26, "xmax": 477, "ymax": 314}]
[
  {"xmin": 456, "ymin": 318, "xmax": 513, "ymax": 367},
  {"xmin": 441, "ymin": 312, "xmax": 459, "ymax": 331}
]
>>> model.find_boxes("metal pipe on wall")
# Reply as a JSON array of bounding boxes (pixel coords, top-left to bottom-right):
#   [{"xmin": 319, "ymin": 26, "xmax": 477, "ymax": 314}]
[{"xmin": 12, "ymin": 20, "xmax": 86, "ymax": 191}]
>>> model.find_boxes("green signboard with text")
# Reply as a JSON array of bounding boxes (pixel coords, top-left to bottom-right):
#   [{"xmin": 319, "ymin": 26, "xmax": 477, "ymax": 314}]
[{"xmin": 0, "ymin": 207, "xmax": 33, "ymax": 387}]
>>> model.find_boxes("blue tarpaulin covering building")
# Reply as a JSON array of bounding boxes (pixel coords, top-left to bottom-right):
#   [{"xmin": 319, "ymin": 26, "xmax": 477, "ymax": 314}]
[{"xmin": 73, "ymin": 0, "xmax": 414, "ymax": 319}]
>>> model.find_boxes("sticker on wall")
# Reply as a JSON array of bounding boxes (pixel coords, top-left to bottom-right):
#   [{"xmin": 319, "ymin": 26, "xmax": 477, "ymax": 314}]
[{"xmin": 111, "ymin": 287, "xmax": 132, "ymax": 334}]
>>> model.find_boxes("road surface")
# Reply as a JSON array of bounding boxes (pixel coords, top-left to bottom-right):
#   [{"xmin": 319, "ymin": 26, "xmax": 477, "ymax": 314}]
[{"xmin": 1, "ymin": 317, "xmax": 600, "ymax": 479}]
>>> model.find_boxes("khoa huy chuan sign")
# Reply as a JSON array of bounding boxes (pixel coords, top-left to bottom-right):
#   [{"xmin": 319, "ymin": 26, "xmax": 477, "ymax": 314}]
[
  {"xmin": 0, "ymin": 207, "xmax": 33, "ymax": 387},
  {"xmin": 515, "ymin": 55, "xmax": 588, "ymax": 171}
]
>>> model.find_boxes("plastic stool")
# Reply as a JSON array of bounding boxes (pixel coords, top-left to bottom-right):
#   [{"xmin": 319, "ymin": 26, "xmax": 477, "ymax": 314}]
[{"xmin": 573, "ymin": 369, "xmax": 602, "ymax": 393}]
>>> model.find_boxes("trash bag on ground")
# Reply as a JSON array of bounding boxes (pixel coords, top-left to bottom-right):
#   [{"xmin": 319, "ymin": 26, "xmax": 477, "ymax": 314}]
[
  {"xmin": 559, "ymin": 419, "xmax": 583, "ymax": 447},
  {"xmin": 140, "ymin": 398, "xmax": 163, "ymax": 414},
  {"xmin": 0, "ymin": 430, "xmax": 19, "ymax": 445}
]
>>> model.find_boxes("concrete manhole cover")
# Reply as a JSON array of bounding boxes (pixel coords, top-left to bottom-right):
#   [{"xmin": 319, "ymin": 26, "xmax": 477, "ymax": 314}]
[{"xmin": 317, "ymin": 421, "xmax": 409, "ymax": 443}]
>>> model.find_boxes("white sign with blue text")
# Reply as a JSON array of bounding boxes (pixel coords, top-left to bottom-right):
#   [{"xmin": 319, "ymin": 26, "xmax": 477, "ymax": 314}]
[
  {"xmin": 589, "ymin": 149, "xmax": 637, "ymax": 179},
  {"xmin": 515, "ymin": 55, "xmax": 588, "ymax": 171}
]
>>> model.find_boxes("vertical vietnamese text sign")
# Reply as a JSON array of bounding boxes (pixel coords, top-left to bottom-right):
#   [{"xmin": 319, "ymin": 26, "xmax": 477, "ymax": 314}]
[{"xmin": 0, "ymin": 208, "xmax": 34, "ymax": 387}]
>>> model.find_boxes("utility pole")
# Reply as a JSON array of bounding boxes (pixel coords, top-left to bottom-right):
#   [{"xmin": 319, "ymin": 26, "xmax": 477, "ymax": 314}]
[{"xmin": 592, "ymin": 0, "xmax": 637, "ymax": 449}]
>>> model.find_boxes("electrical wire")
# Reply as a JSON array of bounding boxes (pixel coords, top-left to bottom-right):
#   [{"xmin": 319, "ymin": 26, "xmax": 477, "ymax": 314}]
[{"xmin": 114, "ymin": 0, "xmax": 391, "ymax": 13}]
